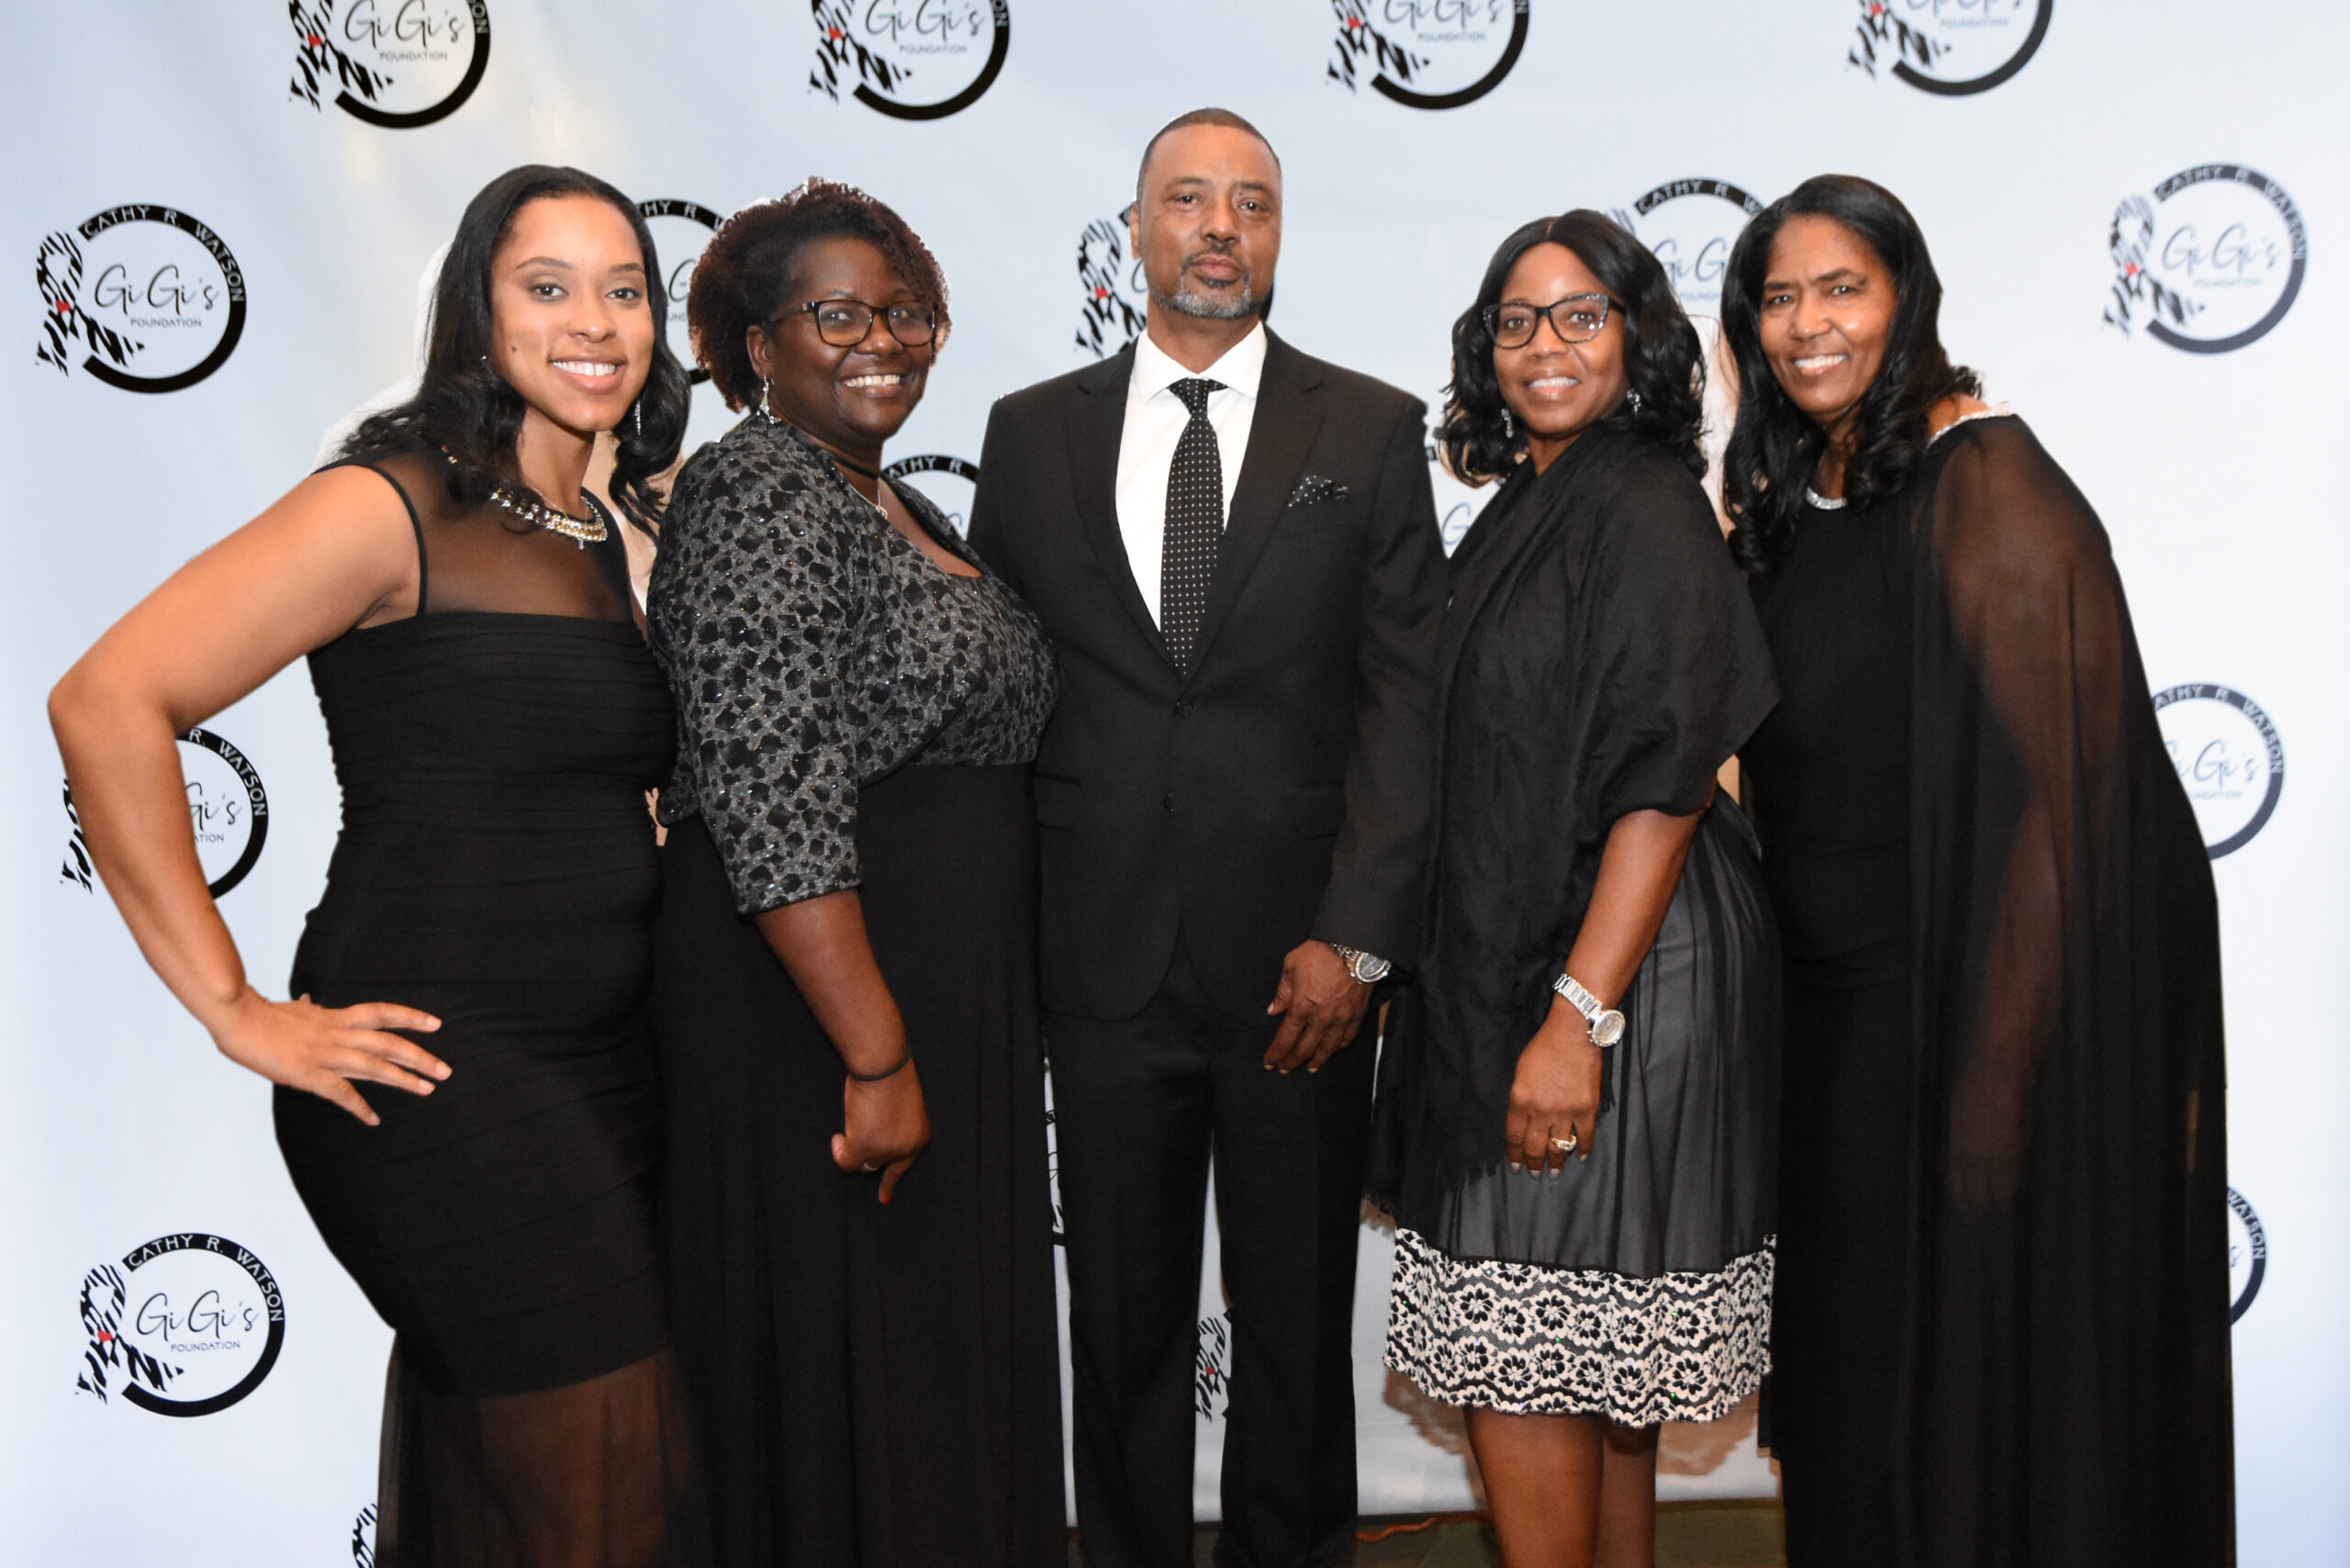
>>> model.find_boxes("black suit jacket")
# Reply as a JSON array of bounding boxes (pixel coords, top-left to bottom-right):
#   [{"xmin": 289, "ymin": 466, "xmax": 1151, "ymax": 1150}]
[{"xmin": 968, "ymin": 330, "xmax": 1445, "ymax": 1022}]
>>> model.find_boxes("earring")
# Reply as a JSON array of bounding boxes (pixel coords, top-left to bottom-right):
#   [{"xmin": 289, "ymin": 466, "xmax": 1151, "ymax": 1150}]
[
  {"xmin": 757, "ymin": 377, "xmax": 774, "ymax": 421},
  {"xmin": 1501, "ymin": 407, "xmax": 1515, "ymax": 441},
  {"xmin": 632, "ymin": 400, "xmax": 643, "ymax": 439},
  {"xmin": 1626, "ymin": 386, "xmax": 1645, "ymax": 414}
]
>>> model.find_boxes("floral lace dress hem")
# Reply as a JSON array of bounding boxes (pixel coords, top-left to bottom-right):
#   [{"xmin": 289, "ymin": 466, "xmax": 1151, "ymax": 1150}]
[{"xmin": 1382, "ymin": 1226, "xmax": 1773, "ymax": 1426}]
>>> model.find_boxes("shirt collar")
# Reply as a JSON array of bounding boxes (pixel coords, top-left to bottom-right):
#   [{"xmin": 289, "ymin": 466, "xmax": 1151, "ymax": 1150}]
[{"xmin": 1129, "ymin": 320, "xmax": 1267, "ymax": 407}]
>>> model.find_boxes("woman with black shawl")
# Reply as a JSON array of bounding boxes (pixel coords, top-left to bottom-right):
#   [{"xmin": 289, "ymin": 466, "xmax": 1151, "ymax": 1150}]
[
  {"xmin": 1723, "ymin": 174, "xmax": 2233, "ymax": 1565},
  {"xmin": 1371, "ymin": 212, "xmax": 1781, "ymax": 1566}
]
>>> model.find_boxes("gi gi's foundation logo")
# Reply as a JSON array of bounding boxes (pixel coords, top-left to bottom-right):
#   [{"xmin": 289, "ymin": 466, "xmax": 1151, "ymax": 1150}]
[
  {"xmin": 2152, "ymin": 684, "xmax": 2282, "ymax": 859},
  {"xmin": 1612, "ymin": 180, "xmax": 1764, "ymax": 318},
  {"xmin": 2106, "ymin": 165, "xmax": 2306, "ymax": 353},
  {"xmin": 75, "ymin": 1232, "xmax": 286, "ymax": 1417},
  {"xmin": 809, "ymin": 0, "xmax": 1010, "ymax": 119},
  {"xmin": 1847, "ymin": 0, "xmax": 2051, "ymax": 95},
  {"xmin": 2226, "ymin": 1186, "xmax": 2266, "ymax": 1323},
  {"xmin": 1196, "ymin": 1311, "xmax": 1232, "ymax": 1419},
  {"xmin": 35, "ymin": 207, "xmax": 246, "ymax": 392},
  {"xmin": 289, "ymin": 0, "xmax": 491, "ymax": 128},
  {"xmin": 353, "ymin": 1504, "xmax": 378, "ymax": 1566},
  {"xmin": 638, "ymin": 199, "xmax": 723, "ymax": 386},
  {"xmin": 179, "ymin": 727, "xmax": 270, "ymax": 895},
  {"xmin": 1076, "ymin": 209, "xmax": 1148, "ymax": 359},
  {"xmin": 1328, "ymin": 0, "xmax": 1529, "ymax": 109},
  {"xmin": 885, "ymin": 454, "xmax": 980, "ymax": 537}
]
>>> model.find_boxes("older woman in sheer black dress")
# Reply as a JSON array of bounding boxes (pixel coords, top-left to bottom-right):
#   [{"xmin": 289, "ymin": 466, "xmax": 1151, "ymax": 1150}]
[
  {"xmin": 1722, "ymin": 174, "xmax": 2232, "ymax": 1568},
  {"xmin": 646, "ymin": 179, "xmax": 1064, "ymax": 1567}
]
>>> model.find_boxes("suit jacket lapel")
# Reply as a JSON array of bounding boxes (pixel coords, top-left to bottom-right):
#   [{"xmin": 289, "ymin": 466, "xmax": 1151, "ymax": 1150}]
[
  {"xmin": 1065, "ymin": 347, "xmax": 1170, "ymax": 664},
  {"xmin": 1191, "ymin": 331, "xmax": 1326, "ymax": 676}
]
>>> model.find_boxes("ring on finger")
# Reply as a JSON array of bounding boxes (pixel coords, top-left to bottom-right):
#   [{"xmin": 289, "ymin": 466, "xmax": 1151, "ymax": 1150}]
[{"xmin": 1549, "ymin": 1130, "xmax": 1579, "ymax": 1154}]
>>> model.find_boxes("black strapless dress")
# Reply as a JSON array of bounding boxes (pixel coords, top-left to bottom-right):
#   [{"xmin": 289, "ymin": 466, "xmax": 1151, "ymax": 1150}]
[{"xmin": 274, "ymin": 452, "xmax": 703, "ymax": 1567}]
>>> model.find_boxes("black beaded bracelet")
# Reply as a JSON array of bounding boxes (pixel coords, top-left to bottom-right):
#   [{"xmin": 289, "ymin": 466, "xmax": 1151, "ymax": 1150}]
[{"xmin": 848, "ymin": 1051, "xmax": 912, "ymax": 1083}]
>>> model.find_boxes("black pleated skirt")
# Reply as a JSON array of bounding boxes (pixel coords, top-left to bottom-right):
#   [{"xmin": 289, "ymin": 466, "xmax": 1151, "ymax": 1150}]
[{"xmin": 652, "ymin": 761, "xmax": 1067, "ymax": 1568}]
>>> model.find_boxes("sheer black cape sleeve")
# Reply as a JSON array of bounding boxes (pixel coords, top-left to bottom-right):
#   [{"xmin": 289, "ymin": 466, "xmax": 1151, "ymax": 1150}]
[{"xmin": 1897, "ymin": 417, "xmax": 2232, "ymax": 1563}]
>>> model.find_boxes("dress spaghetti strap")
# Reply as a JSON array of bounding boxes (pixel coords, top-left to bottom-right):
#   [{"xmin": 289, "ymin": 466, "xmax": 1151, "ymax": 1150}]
[{"xmin": 324, "ymin": 457, "xmax": 430, "ymax": 614}]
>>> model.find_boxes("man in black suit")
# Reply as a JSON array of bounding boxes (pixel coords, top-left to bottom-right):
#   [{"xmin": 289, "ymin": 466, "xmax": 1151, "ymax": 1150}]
[{"xmin": 968, "ymin": 108, "xmax": 1444, "ymax": 1568}]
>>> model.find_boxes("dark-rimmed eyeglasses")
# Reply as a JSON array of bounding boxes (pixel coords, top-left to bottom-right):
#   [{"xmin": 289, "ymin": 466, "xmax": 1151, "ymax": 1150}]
[
  {"xmin": 1483, "ymin": 294, "xmax": 1619, "ymax": 350},
  {"xmin": 768, "ymin": 298, "xmax": 938, "ymax": 348}
]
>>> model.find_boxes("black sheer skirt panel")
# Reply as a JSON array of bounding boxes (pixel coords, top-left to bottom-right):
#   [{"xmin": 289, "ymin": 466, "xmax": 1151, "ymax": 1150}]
[{"xmin": 376, "ymin": 1343, "xmax": 710, "ymax": 1568}]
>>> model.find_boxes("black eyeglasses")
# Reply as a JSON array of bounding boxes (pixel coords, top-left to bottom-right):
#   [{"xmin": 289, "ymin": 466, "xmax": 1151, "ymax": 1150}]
[
  {"xmin": 769, "ymin": 298, "xmax": 938, "ymax": 348},
  {"xmin": 1482, "ymin": 294, "xmax": 1620, "ymax": 350}
]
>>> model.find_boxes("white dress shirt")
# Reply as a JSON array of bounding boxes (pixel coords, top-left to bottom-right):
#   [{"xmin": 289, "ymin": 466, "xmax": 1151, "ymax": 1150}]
[{"xmin": 1113, "ymin": 323, "xmax": 1267, "ymax": 625}]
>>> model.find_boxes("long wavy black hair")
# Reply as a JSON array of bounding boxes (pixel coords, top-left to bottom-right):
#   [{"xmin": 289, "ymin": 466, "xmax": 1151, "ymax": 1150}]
[
  {"xmin": 1438, "ymin": 210, "xmax": 1705, "ymax": 486},
  {"xmin": 339, "ymin": 165, "xmax": 690, "ymax": 536},
  {"xmin": 1720, "ymin": 174, "xmax": 1980, "ymax": 572}
]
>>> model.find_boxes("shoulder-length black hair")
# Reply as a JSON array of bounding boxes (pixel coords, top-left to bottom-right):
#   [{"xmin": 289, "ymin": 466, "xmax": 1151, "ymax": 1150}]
[
  {"xmin": 1719, "ymin": 174, "xmax": 1980, "ymax": 571},
  {"xmin": 688, "ymin": 177, "xmax": 951, "ymax": 413},
  {"xmin": 1438, "ymin": 210, "xmax": 1705, "ymax": 486},
  {"xmin": 338, "ymin": 164, "xmax": 689, "ymax": 536}
]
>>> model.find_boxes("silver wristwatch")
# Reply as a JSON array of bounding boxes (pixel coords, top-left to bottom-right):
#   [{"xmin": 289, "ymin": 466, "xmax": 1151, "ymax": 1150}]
[
  {"xmin": 1327, "ymin": 943, "xmax": 1393, "ymax": 985},
  {"xmin": 1551, "ymin": 972, "xmax": 1625, "ymax": 1047}
]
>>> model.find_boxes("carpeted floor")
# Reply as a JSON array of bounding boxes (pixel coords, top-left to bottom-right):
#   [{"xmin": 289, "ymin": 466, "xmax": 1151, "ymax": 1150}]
[{"xmin": 1063, "ymin": 1499, "xmax": 1789, "ymax": 1565}]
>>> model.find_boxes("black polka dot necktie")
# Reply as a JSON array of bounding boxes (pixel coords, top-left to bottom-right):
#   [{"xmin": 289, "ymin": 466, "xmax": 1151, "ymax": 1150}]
[{"xmin": 1160, "ymin": 376, "xmax": 1225, "ymax": 675}]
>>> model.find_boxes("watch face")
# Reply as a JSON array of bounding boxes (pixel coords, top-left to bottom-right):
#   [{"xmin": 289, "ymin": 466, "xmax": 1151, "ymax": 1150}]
[{"xmin": 1592, "ymin": 1011, "xmax": 1627, "ymax": 1047}]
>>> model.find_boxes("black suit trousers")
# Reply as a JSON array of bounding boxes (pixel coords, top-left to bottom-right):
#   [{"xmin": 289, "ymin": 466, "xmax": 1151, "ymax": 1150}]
[{"xmin": 1048, "ymin": 936, "xmax": 1376, "ymax": 1568}]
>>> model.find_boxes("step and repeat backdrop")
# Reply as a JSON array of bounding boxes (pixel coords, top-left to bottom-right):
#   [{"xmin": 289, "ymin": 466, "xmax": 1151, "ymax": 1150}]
[{"xmin": 4, "ymin": 2, "xmax": 2344, "ymax": 1562}]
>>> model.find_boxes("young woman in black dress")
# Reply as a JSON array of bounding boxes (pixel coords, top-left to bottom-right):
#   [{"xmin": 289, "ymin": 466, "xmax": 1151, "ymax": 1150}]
[
  {"xmin": 50, "ymin": 166, "xmax": 706, "ymax": 1563},
  {"xmin": 1723, "ymin": 174, "xmax": 2232, "ymax": 1567},
  {"xmin": 1372, "ymin": 212, "xmax": 1781, "ymax": 1568},
  {"xmin": 647, "ymin": 179, "xmax": 1065, "ymax": 1567}
]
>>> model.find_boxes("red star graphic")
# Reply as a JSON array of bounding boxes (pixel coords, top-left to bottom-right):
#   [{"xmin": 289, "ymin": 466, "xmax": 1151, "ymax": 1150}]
[
  {"xmin": 307, "ymin": 32, "xmax": 323, "ymax": 47},
  {"xmin": 1869, "ymin": 2, "xmax": 1885, "ymax": 13},
  {"xmin": 54, "ymin": 299, "xmax": 71, "ymax": 315},
  {"xmin": 1347, "ymin": 15, "xmax": 1363, "ymax": 28},
  {"xmin": 97, "ymin": 1329, "xmax": 113, "ymax": 1341},
  {"xmin": 828, "ymin": 26, "xmax": 843, "ymax": 39},
  {"xmin": 1093, "ymin": 286, "xmax": 1109, "ymax": 300},
  {"xmin": 2125, "ymin": 263, "xmax": 2140, "ymax": 277}
]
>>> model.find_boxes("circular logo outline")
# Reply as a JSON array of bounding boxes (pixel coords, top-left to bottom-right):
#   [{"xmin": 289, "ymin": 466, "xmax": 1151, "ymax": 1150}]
[
  {"xmin": 65, "ymin": 207, "xmax": 248, "ymax": 394},
  {"xmin": 2143, "ymin": 164, "xmax": 2308, "ymax": 355},
  {"xmin": 181, "ymin": 726, "xmax": 269, "ymax": 896},
  {"xmin": 1373, "ymin": 0, "xmax": 1529, "ymax": 109},
  {"xmin": 110, "ymin": 1234, "xmax": 287, "ymax": 1417},
  {"xmin": 1892, "ymin": 0, "xmax": 2053, "ymax": 96},
  {"xmin": 2151, "ymin": 683, "xmax": 2283, "ymax": 859},
  {"xmin": 636, "ymin": 198, "xmax": 722, "ymax": 386},
  {"xmin": 2226, "ymin": 1186, "xmax": 2266, "ymax": 1324},
  {"xmin": 852, "ymin": 0, "xmax": 1011, "ymax": 121},
  {"xmin": 333, "ymin": 0, "xmax": 491, "ymax": 129}
]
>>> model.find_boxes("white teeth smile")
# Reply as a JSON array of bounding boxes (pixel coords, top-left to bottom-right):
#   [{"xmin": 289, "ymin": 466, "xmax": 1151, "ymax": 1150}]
[
  {"xmin": 844, "ymin": 374, "xmax": 905, "ymax": 389},
  {"xmin": 1792, "ymin": 354, "xmax": 1849, "ymax": 373},
  {"xmin": 1528, "ymin": 375, "xmax": 1580, "ymax": 389},
  {"xmin": 554, "ymin": 360, "xmax": 621, "ymax": 380}
]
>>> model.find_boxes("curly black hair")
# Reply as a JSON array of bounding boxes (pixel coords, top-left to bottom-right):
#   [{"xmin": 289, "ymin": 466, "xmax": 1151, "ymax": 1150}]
[
  {"xmin": 1438, "ymin": 210, "xmax": 1706, "ymax": 487},
  {"xmin": 338, "ymin": 164, "xmax": 689, "ymax": 537},
  {"xmin": 1720, "ymin": 174, "xmax": 1981, "ymax": 573},
  {"xmin": 688, "ymin": 177, "xmax": 951, "ymax": 413}
]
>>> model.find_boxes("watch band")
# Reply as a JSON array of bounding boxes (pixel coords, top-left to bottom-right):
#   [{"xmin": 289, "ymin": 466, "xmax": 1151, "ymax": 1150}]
[
  {"xmin": 1326, "ymin": 943, "xmax": 1392, "ymax": 985},
  {"xmin": 1550, "ymin": 971, "xmax": 1626, "ymax": 1047}
]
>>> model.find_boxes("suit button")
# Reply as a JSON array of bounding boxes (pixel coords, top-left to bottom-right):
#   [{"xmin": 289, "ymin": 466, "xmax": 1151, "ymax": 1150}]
[
  {"xmin": 1162, "ymin": 793, "xmax": 1177, "ymax": 813},
  {"xmin": 1173, "ymin": 700, "xmax": 1192, "ymax": 717}
]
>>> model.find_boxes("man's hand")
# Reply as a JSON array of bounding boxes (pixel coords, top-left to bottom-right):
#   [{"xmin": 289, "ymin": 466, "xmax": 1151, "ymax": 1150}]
[{"xmin": 1264, "ymin": 941, "xmax": 1371, "ymax": 1073}]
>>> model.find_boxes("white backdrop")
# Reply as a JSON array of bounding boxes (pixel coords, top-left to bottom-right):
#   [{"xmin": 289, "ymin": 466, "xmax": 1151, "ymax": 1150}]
[{"xmin": 5, "ymin": 3, "xmax": 2344, "ymax": 1563}]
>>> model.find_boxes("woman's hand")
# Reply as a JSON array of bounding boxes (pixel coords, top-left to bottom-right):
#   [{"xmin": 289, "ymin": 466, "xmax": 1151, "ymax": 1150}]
[
  {"xmin": 1505, "ymin": 998, "xmax": 1603, "ymax": 1174},
  {"xmin": 207, "ymin": 988, "xmax": 447, "ymax": 1127},
  {"xmin": 834, "ymin": 1062, "xmax": 930, "ymax": 1204}
]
